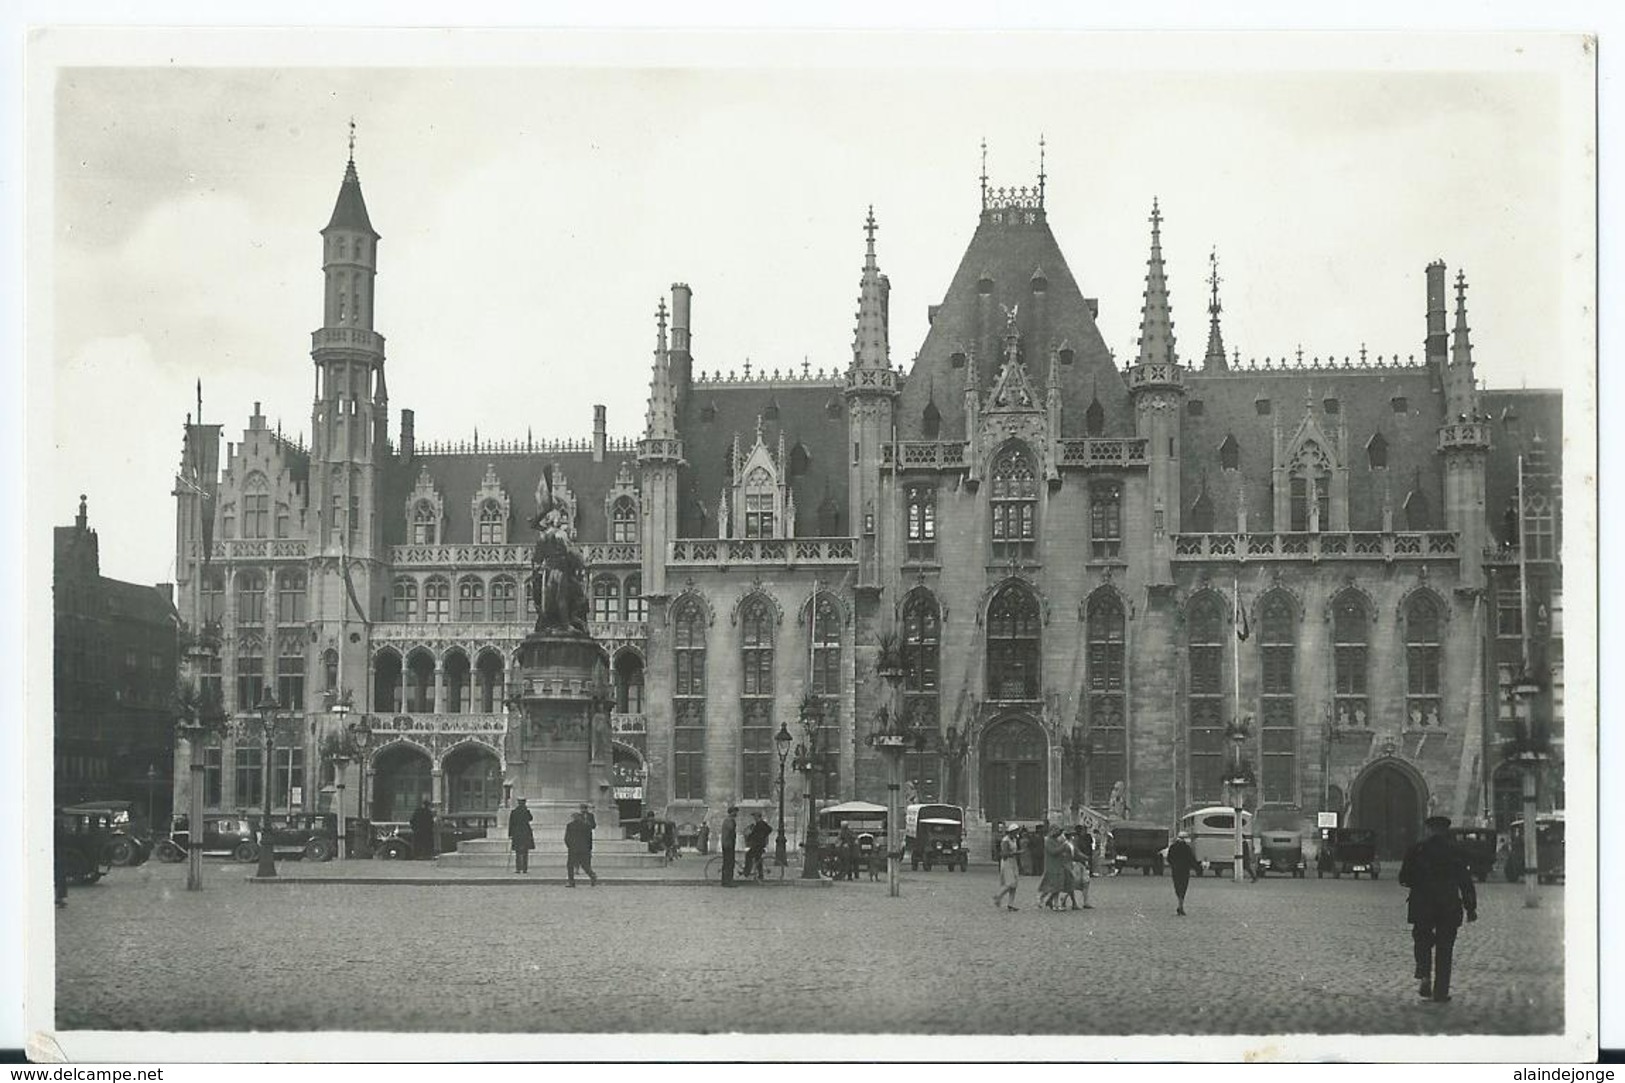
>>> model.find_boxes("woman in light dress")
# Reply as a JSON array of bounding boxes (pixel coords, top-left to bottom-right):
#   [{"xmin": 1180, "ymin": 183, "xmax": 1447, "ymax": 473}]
[{"xmin": 992, "ymin": 824, "xmax": 1022, "ymax": 911}]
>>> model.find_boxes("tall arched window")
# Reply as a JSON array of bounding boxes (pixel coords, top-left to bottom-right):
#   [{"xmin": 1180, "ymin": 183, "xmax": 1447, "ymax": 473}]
[
  {"xmin": 740, "ymin": 596, "xmax": 775, "ymax": 800},
  {"xmin": 610, "ymin": 498, "xmax": 637, "ymax": 545},
  {"xmin": 1289, "ymin": 442, "xmax": 1331, "ymax": 531},
  {"xmin": 905, "ymin": 484, "xmax": 937, "ymax": 562},
  {"xmin": 411, "ymin": 502, "xmax": 438, "ymax": 545},
  {"xmin": 987, "ymin": 584, "xmax": 1040, "ymax": 701},
  {"xmin": 489, "ymin": 577, "xmax": 518, "ymax": 623},
  {"xmin": 1090, "ymin": 482, "xmax": 1122, "ymax": 558},
  {"xmin": 990, "ymin": 443, "xmax": 1038, "ymax": 562},
  {"xmin": 1405, "ymin": 594, "xmax": 1442, "ymax": 728},
  {"xmin": 242, "ymin": 473, "xmax": 270, "ymax": 539},
  {"xmin": 1086, "ymin": 593, "xmax": 1126, "ymax": 806},
  {"xmin": 391, "ymin": 578, "xmax": 419, "ymax": 622},
  {"xmin": 423, "ymin": 577, "xmax": 451, "ymax": 623},
  {"xmin": 276, "ymin": 636, "xmax": 305, "ymax": 710},
  {"xmin": 624, "ymin": 574, "xmax": 646, "ymax": 622},
  {"xmin": 276, "ymin": 570, "xmax": 306, "ymax": 624},
  {"xmin": 236, "ymin": 635, "xmax": 265, "ymax": 711},
  {"xmin": 808, "ymin": 593, "xmax": 842, "ymax": 765},
  {"xmin": 1259, "ymin": 592, "xmax": 1297, "ymax": 804},
  {"xmin": 1332, "ymin": 590, "xmax": 1369, "ymax": 728},
  {"xmin": 322, "ymin": 649, "xmax": 338, "ymax": 694},
  {"xmin": 672, "ymin": 601, "xmax": 707, "ymax": 800},
  {"xmin": 901, "ymin": 591, "xmax": 940, "ymax": 801},
  {"xmin": 1187, "ymin": 594, "xmax": 1225, "ymax": 804},
  {"xmin": 591, "ymin": 576, "xmax": 621, "ymax": 624},
  {"xmin": 476, "ymin": 500, "xmax": 505, "ymax": 545},
  {"xmin": 1188, "ymin": 489, "xmax": 1215, "ymax": 533},
  {"xmin": 457, "ymin": 577, "xmax": 485, "ymax": 621},
  {"xmin": 201, "ymin": 570, "xmax": 225, "ymax": 624},
  {"xmin": 236, "ymin": 571, "xmax": 266, "ymax": 626},
  {"xmin": 1404, "ymin": 490, "xmax": 1432, "ymax": 532}
]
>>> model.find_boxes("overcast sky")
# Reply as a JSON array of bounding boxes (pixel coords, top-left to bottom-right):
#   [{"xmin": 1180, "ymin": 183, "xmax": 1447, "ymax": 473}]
[{"xmin": 43, "ymin": 36, "xmax": 1589, "ymax": 585}]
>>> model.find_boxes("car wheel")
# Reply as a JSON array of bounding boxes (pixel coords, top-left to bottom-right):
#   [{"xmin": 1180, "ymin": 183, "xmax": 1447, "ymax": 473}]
[
  {"xmin": 106, "ymin": 837, "xmax": 136, "ymax": 867},
  {"xmin": 154, "ymin": 839, "xmax": 185, "ymax": 863},
  {"xmin": 233, "ymin": 842, "xmax": 259, "ymax": 864},
  {"xmin": 305, "ymin": 838, "xmax": 335, "ymax": 862},
  {"xmin": 378, "ymin": 841, "xmax": 408, "ymax": 861}
]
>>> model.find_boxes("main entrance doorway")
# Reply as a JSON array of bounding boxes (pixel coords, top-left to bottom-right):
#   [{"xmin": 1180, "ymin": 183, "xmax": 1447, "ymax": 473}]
[
  {"xmin": 1351, "ymin": 761, "xmax": 1424, "ymax": 861},
  {"xmin": 981, "ymin": 717, "xmax": 1047, "ymax": 821}
]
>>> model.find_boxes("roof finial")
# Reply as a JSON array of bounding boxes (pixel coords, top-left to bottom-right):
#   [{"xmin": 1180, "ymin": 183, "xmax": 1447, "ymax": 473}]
[
  {"xmin": 1150, "ymin": 196, "xmax": 1162, "ymax": 236},
  {"xmin": 864, "ymin": 204, "xmax": 878, "ymax": 256},
  {"xmin": 980, "ymin": 137, "xmax": 988, "ymax": 209},
  {"xmin": 1202, "ymin": 246, "xmax": 1228, "ymax": 373},
  {"xmin": 1037, "ymin": 134, "xmax": 1046, "ymax": 206},
  {"xmin": 347, "ymin": 116, "xmax": 356, "ymax": 165},
  {"xmin": 1207, "ymin": 247, "xmax": 1222, "ymax": 317}
]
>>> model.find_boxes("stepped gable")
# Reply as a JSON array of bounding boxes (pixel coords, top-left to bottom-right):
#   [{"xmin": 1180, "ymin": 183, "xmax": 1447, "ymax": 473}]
[
  {"xmin": 1481, "ymin": 387, "xmax": 1562, "ymax": 541},
  {"xmin": 676, "ymin": 378, "xmax": 849, "ymax": 539},
  {"xmin": 899, "ymin": 210, "xmax": 1130, "ymax": 440},
  {"xmin": 1181, "ymin": 365, "xmax": 1444, "ymax": 533},
  {"xmin": 381, "ymin": 448, "xmax": 633, "ymax": 546}
]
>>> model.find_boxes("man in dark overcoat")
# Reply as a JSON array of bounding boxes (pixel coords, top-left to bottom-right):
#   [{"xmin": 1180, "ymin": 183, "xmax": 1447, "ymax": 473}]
[
  {"xmin": 720, "ymin": 807, "xmax": 739, "ymax": 886},
  {"xmin": 565, "ymin": 810, "xmax": 599, "ymax": 886},
  {"xmin": 1166, "ymin": 830, "xmax": 1200, "ymax": 915},
  {"xmin": 1399, "ymin": 814, "xmax": 1478, "ymax": 1002},
  {"xmin": 410, "ymin": 800, "xmax": 436, "ymax": 860},
  {"xmin": 508, "ymin": 798, "xmax": 534, "ymax": 874}
]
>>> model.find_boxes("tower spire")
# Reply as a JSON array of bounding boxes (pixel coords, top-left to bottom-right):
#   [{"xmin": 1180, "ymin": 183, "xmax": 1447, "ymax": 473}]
[
  {"xmin": 851, "ymin": 206, "xmax": 890, "ymax": 372},
  {"xmin": 1451, "ymin": 269, "xmax": 1473, "ymax": 367},
  {"xmin": 979, "ymin": 138, "xmax": 988, "ymax": 209},
  {"xmin": 347, "ymin": 116, "xmax": 356, "ymax": 166},
  {"xmin": 1203, "ymin": 247, "xmax": 1229, "ymax": 372},
  {"xmin": 645, "ymin": 298, "xmax": 677, "ymax": 442},
  {"xmin": 1037, "ymin": 134, "xmax": 1046, "ymax": 206},
  {"xmin": 1135, "ymin": 198, "xmax": 1178, "ymax": 367}
]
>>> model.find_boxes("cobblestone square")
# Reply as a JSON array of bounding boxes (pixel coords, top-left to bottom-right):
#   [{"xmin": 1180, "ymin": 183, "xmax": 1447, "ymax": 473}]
[{"xmin": 52, "ymin": 859, "xmax": 1563, "ymax": 1039}]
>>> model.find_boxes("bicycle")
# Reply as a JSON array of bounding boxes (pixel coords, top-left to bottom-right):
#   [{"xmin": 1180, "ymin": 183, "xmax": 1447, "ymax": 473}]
[{"xmin": 704, "ymin": 850, "xmax": 784, "ymax": 883}]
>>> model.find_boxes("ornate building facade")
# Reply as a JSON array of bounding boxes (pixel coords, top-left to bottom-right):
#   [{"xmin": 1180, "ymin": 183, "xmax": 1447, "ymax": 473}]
[{"xmin": 170, "ymin": 149, "xmax": 1563, "ymax": 858}]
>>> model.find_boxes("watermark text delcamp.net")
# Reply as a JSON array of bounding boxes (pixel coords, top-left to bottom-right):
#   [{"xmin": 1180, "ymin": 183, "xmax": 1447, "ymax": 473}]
[{"xmin": 12, "ymin": 1071, "xmax": 163, "ymax": 1081}]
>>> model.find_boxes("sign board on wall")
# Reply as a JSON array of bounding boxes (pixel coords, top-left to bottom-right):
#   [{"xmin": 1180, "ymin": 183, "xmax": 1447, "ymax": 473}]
[{"xmin": 1317, "ymin": 812, "xmax": 1338, "ymax": 829}]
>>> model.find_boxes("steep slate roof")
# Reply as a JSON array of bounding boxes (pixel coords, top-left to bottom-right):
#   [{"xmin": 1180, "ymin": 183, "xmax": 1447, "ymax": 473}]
[
  {"xmin": 1180, "ymin": 366, "xmax": 1444, "ymax": 533},
  {"xmin": 675, "ymin": 380, "xmax": 850, "ymax": 538},
  {"xmin": 324, "ymin": 158, "xmax": 378, "ymax": 237},
  {"xmin": 899, "ymin": 208, "xmax": 1133, "ymax": 440},
  {"xmin": 381, "ymin": 448, "xmax": 639, "ymax": 547}
]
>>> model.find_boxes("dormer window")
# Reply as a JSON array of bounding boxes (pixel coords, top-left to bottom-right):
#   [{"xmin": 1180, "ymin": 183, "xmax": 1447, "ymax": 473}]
[
  {"xmin": 477, "ymin": 500, "xmax": 505, "ymax": 544},
  {"xmin": 411, "ymin": 502, "xmax": 438, "ymax": 545},
  {"xmin": 743, "ymin": 468, "xmax": 775, "ymax": 538},
  {"xmin": 611, "ymin": 497, "xmax": 637, "ymax": 544}
]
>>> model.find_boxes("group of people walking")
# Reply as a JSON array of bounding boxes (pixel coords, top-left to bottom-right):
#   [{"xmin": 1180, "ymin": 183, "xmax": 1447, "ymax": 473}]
[
  {"xmin": 505, "ymin": 798, "xmax": 599, "ymax": 886},
  {"xmin": 992, "ymin": 823, "xmax": 1097, "ymax": 911}
]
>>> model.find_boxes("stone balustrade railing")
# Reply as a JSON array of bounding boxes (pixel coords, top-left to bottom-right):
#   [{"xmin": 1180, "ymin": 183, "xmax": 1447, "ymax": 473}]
[
  {"xmin": 366, "ymin": 712, "xmax": 508, "ymax": 735},
  {"xmin": 669, "ymin": 537, "xmax": 857, "ymax": 567},
  {"xmin": 191, "ymin": 538, "xmax": 309, "ymax": 562},
  {"xmin": 1171, "ymin": 531, "xmax": 1460, "ymax": 562}
]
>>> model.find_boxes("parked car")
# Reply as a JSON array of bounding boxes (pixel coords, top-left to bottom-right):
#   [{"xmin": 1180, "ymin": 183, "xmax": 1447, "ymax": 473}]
[
  {"xmin": 1177, "ymin": 806, "xmax": 1255, "ymax": 876},
  {"xmin": 55, "ymin": 805, "xmax": 115, "ymax": 885},
  {"xmin": 154, "ymin": 815, "xmax": 261, "ymax": 863},
  {"xmin": 371, "ymin": 821, "xmax": 414, "ymax": 860},
  {"xmin": 1315, "ymin": 826, "xmax": 1381, "ymax": 879},
  {"xmin": 1255, "ymin": 829, "xmax": 1307, "ymax": 878},
  {"xmin": 1448, "ymin": 826, "xmax": 1499, "ymax": 882},
  {"xmin": 259, "ymin": 813, "xmax": 340, "ymax": 861},
  {"xmin": 60, "ymin": 800, "xmax": 153, "ymax": 867},
  {"xmin": 437, "ymin": 812, "xmax": 496, "ymax": 854},
  {"xmin": 1505, "ymin": 814, "xmax": 1564, "ymax": 885},
  {"xmin": 1108, "ymin": 821, "xmax": 1169, "ymax": 876},
  {"xmin": 905, "ymin": 803, "xmax": 967, "ymax": 871}
]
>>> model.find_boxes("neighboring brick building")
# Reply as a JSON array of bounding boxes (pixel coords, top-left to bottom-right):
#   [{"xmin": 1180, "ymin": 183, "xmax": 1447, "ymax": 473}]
[
  {"xmin": 169, "ymin": 148, "xmax": 1564, "ymax": 859},
  {"xmin": 55, "ymin": 496, "xmax": 179, "ymax": 824}
]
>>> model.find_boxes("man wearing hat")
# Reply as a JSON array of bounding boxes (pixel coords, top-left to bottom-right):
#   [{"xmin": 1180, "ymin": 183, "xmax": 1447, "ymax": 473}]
[
  {"xmin": 720, "ymin": 807, "xmax": 739, "ymax": 887},
  {"xmin": 508, "ymin": 797, "xmax": 534, "ymax": 875},
  {"xmin": 1166, "ymin": 830, "xmax": 1200, "ymax": 916},
  {"xmin": 1399, "ymin": 815, "xmax": 1478, "ymax": 1003}
]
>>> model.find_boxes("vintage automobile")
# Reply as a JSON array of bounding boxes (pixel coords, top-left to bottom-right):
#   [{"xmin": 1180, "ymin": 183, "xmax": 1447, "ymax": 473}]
[
  {"xmin": 1504, "ymin": 814, "xmax": 1565, "ymax": 885},
  {"xmin": 436, "ymin": 812, "xmax": 496, "ymax": 854},
  {"xmin": 1177, "ymin": 806, "xmax": 1255, "ymax": 876},
  {"xmin": 817, "ymin": 800, "xmax": 889, "ymax": 878},
  {"xmin": 154, "ymin": 815, "xmax": 259, "ymax": 862},
  {"xmin": 1315, "ymin": 826, "xmax": 1381, "ymax": 879},
  {"xmin": 1255, "ymin": 829, "xmax": 1307, "ymax": 878},
  {"xmin": 55, "ymin": 805, "xmax": 116, "ymax": 885},
  {"xmin": 61, "ymin": 800, "xmax": 153, "ymax": 867},
  {"xmin": 257, "ymin": 813, "xmax": 340, "ymax": 861},
  {"xmin": 1108, "ymin": 821, "xmax": 1169, "ymax": 876},
  {"xmin": 905, "ymin": 803, "xmax": 967, "ymax": 871},
  {"xmin": 1448, "ymin": 826, "xmax": 1500, "ymax": 882},
  {"xmin": 371, "ymin": 821, "xmax": 415, "ymax": 860}
]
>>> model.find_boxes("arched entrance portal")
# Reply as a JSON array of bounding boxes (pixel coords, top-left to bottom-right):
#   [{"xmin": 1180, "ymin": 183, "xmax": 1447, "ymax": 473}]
[
  {"xmin": 371, "ymin": 743, "xmax": 433, "ymax": 822},
  {"xmin": 443, "ymin": 743, "xmax": 502, "ymax": 813},
  {"xmin": 1351, "ymin": 760, "xmax": 1426, "ymax": 861},
  {"xmin": 981, "ymin": 716, "xmax": 1047, "ymax": 821},
  {"xmin": 612, "ymin": 743, "xmax": 646, "ymax": 826}
]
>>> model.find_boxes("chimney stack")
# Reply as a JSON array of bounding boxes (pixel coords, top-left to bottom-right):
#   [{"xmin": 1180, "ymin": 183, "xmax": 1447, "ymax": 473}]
[
  {"xmin": 593, "ymin": 404, "xmax": 607, "ymax": 462},
  {"xmin": 401, "ymin": 408, "xmax": 415, "ymax": 459},
  {"xmin": 1424, "ymin": 260, "xmax": 1448, "ymax": 375},
  {"xmin": 670, "ymin": 283, "xmax": 692, "ymax": 353}
]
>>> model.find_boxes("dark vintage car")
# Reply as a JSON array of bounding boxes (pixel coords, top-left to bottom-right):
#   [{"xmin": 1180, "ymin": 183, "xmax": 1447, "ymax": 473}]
[
  {"xmin": 1505, "ymin": 815, "xmax": 1564, "ymax": 885},
  {"xmin": 1256, "ymin": 829, "xmax": 1307, "ymax": 878},
  {"xmin": 1108, "ymin": 821, "xmax": 1169, "ymax": 876},
  {"xmin": 249, "ymin": 813, "xmax": 340, "ymax": 861},
  {"xmin": 155, "ymin": 815, "xmax": 259, "ymax": 862},
  {"xmin": 1316, "ymin": 827, "xmax": 1381, "ymax": 879},
  {"xmin": 1448, "ymin": 826, "xmax": 1500, "ymax": 882},
  {"xmin": 60, "ymin": 800, "xmax": 152, "ymax": 868},
  {"xmin": 906, "ymin": 804, "xmax": 967, "ymax": 872},
  {"xmin": 436, "ymin": 812, "xmax": 496, "ymax": 854},
  {"xmin": 371, "ymin": 821, "xmax": 414, "ymax": 860},
  {"xmin": 55, "ymin": 805, "xmax": 116, "ymax": 885}
]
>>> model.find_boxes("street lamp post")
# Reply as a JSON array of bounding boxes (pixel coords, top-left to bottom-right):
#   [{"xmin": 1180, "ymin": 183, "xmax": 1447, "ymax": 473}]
[
  {"xmin": 1226, "ymin": 718, "xmax": 1253, "ymax": 884},
  {"xmin": 793, "ymin": 698, "xmax": 823, "ymax": 880},
  {"xmin": 146, "ymin": 764, "xmax": 158, "ymax": 833},
  {"xmin": 774, "ymin": 722, "xmax": 793, "ymax": 868},
  {"xmin": 252, "ymin": 691, "xmax": 283, "ymax": 878},
  {"xmin": 869, "ymin": 633, "xmax": 916, "ymax": 899},
  {"xmin": 349, "ymin": 716, "xmax": 373, "ymax": 830},
  {"xmin": 332, "ymin": 753, "xmax": 352, "ymax": 860},
  {"xmin": 177, "ymin": 715, "xmax": 208, "ymax": 892},
  {"xmin": 1508, "ymin": 674, "xmax": 1547, "ymax": 910}
]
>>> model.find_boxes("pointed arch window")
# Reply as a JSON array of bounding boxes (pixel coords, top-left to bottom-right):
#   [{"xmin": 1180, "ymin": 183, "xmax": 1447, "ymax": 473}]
[
  {"xmin": 391, "ymin": 577, "xmax": 419, "ymax": 622},
  {"xmin": 1405, "ymin": 595, "xmax": 1442, "ymax": 728},
  {"xmin": 1332, "ymin": 590, "xmax": 1369, "ymax": 728},
  {"xmin": 1085, "ymin": 397, "xmax": 1106, "ymax": 437},
  {"xmin": 423, "ymin": 576, "xmax": 451, "ymax": 623},
  {"xmin": 990, "ymin": 443, "xmax": 1038, "ymax": 562},
  {"xmin": 672, "ymin": 601, "xmax": 708, "ymax": 801},
  {"xmin": 922, "ymin": 401, "xmax": 941, "ymax": 440},
  {"xmin": 806, "ymin": 593, "xmax": 842, "ymax": 768},
  {"xmin": 1289, "ymin": 442, "xmax": 1331, "ymax": 531},
  {"xmin": 740, "ymin": 596, "xmax": 776, "ymax": 801},
  {"xmin": 743, "ymin": 466, "xmax": 776, "ymax": 539},
  {"xmin": 235, "ymin": 635, "xmax": 265, "ymax": 713},
  {"xmin": 1525, "ymin": 491, "xmax": 1555, "ymax": 560},
  {"xmin": 276, "ymin": 636, "xmax": 305, "ymax": 710},
  {"xmin": 1188, "ymin": 489, "xmax": 1215, "ymax": 533},
  {"xmin": 610, "ymin": 498, "xmax": 637, "ymax": 544},
  {"xmin": 489, "ymin": 576, "xmax": 518, "ymax": 623},
  {"xmin": 1090, "ymin": 481, "xmax": 1122, "ymax": 559},
  {"xmin": 624, "ymin": 574, "xmax": 646, "ymax": 623},
  {"xmin": 201, "ymin": 570, "xmax": 225, "ymax": 624},
  {"xmin": 901, "ymin": 592, "xmax": 940, "ymax": 727},
  {"xmin": 987, "ymin": 584, "xmax": 1041, "ymax": 701},
  {"xmin": 1259, "ymin": 592, "xmax": 1297, "ymax": 803},
  {"xmin": 477, "ymin": 500, "xmax": 506, "ymax": 545},
  {"xmin": 242, "ymin": 474, "xmax": 270, "ymax": 539},
  {"xmin": 276, "ymin": 570, "xmax": 306, "ymax": 624},
  {"xmin": 591, "ymin": 575, "xmax": 621, "ymax": 624},
  {"xmin": 1366, "ymin": 432, "xmax": 1389, "ymax": 470},
  {"xmin": 1085, "ymin": 593, "xmax": 1126, "ymax": 806},
  {"xmin": 411, "ymin": 502, "xmax": 438, "ymax": 545},
  {"xmin": 905, "ymin": 484, "xmax": 937, "ymax": 562},
  {"xmin": 457, "ymin": 576, "xmax": 486, "ymax": 622},
  {"xmin": 789, "ymin": 442, "xmax": 811, "ymax": 477},
  {"xmin": 817, "ymin": 495, "xmax": 840, "ymax": 536},
  {"xmin": 1187, "ymin": 595, "xmax": 1226, "ymax": 804},
  {"xmin": 1219, "ymin": 434, "xmax": 1240, "ymax": 472},
  {"xmin": 1403, "ymin": 490, "xmax": 1431, "ymax": 531},
  {"xmin": 236, "ymin": 571, "xmax": 266, "ymax": 626}
]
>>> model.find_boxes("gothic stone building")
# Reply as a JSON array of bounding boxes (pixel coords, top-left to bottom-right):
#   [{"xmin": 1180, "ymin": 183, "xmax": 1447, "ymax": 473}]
[{"xmin": 170, "ymin": 151, "xmax": 1563, "ymax": 859}]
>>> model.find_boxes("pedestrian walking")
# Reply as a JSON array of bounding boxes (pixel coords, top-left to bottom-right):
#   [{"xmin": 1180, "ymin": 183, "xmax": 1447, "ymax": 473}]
[
  {"xmin": 410, "ymin": 800, "xmax": 436, "ymax": 860},
  {"xmin": 1399, "ymin": 814, "xmax": 1478, "ymax": 1003},
  {"xmin": 697, "ymin": 820, "xmax": 710, "ymax": 855},
  {"xmin": 1167, "ymin": 830, "xmax": 1199, "ymax": 915},
  {"xmin": 992, "ymin": 825, "xmax": 1021, "ymax": 911},
  {"xmin": 1039, "ymin": 826, "xmax": 1068, "ymax": 909},
  {"xmin": 742, "ymin": 811, "xmax": 771, "ymax": 880},
  {"xmin": 661, "ymin": 818, "xmax": 680, "ymax": 863},
  {"xmin": 639, "ymin": 810, "xmax": 657, "ymax": 849},
  {"xmin": 508, "ymin": 797, "xmax": 534, "ymax": 874},
  {"xmin": 990, "ymin": 821, "xmax": 1006, "ymax": 863},
  {"xmin": 866, "ymin": 836, "xmax": 884, "ymax": 882},
  {"xmin": 565, "ymin": 810, "xmax": 598, "ymax": 887},
  {"xmin": 577, "ymin": 802, "xmax": 597, "ymax": 833},
  {"xmin": 836, "ymin": 824, "xmax": 856, "ymax": 881},
  {"xmin": 1063, "ymin": 829, "xmax": 1092, "ymax": 910},
  {"xmin": 720, "ymin": 807, "xmax": 738, "ymax": 887}
]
